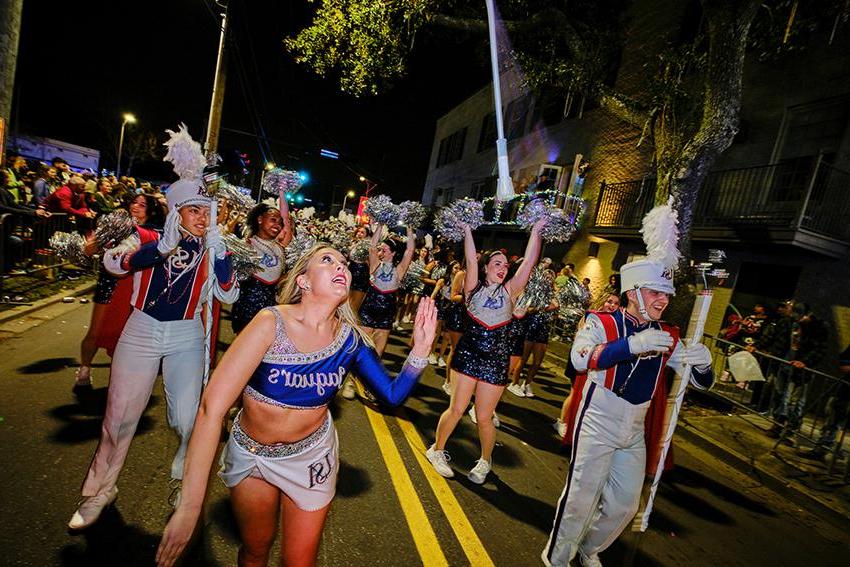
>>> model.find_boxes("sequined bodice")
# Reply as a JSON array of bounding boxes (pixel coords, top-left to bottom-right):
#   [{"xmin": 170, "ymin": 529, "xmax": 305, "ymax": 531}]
[
  {"xmin": 245, "ymin": 307, "xmax": 354, "ymax": 409},
  {"xmin": 466, "ymin": 283, "xmax": 513, "ymax": 329}
]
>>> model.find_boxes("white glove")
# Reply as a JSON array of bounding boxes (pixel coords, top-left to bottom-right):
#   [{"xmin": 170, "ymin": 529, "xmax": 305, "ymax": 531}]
[
  {"xmin": 206, "ymin": 223, "xmax": 227, "ymax": 260},
  {"xmin": 682, "ymin": 342, "xmax": 712, "ymax": 369},
  {"xmin": 157, "ymin": 209, "xmax": 182, "ymax": 255},
  {"xmin": 628, "ymin": 328, "xmax": 673, "ymax": 355}
]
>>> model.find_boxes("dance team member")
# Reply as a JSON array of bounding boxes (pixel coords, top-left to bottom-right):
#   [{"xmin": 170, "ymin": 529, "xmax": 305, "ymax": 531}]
[
  {"xmin": 230, "ymin": 197, "xmax": 292, "ymax": 333},
  {"xmin": 358, "ymin": 222, "xmax": 415, "ymax": 356},
  {"xmin": 543, "ymin": 259, "xmax": 713, "ymax": 567},
  {"xmin": 395, "ymin": 246, "xmax": 430, "ymax": 330},
  {"xmin": 427, "ymin": 219, "xmax": 544, "ymax": 484},
  {"xmin": 432, "ymin": 260, "xmax": 465, "ymax": 394},
  {"xmin": 508, "ymin": 268, "xmax": 559, "ymax": 399},
  {"xmin": 73, "ymin": 194, "xmax": 165, "ymax": 393},
  {"xmin": 347, "ymin": 225, "xmax": 371, "ymax": 313},
  {"xmin": 156, "ymin": 244, "xmax": 437, "ymax": 567},
  {"xmin": 69, "ymin": 129, "xmax": 239, "ymax": 530},
  {"xmin": 426, "ymin": 250, "xmax": 451, "ymax": 366}
]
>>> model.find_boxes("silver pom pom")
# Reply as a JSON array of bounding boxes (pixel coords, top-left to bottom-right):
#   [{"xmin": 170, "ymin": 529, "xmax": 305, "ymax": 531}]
[
  {"xmin": 557, "ymin": 277, "xmax": 591, "ymax": 313},
  {"xmin": 262, "ymin": 168, "xmax": 303, "ymax": 195},
  {"xmin": 94, "ymin": 210, "xmax": 135, "ymax": 249},
  {"xmin": 364, "ymin": 195, "xmax": 400, "ymax": 226},
  {"xmin": 349, "ymin": 239, "xmax": 370, "ymax": 262},
  {"xmin": 49, "ymin": 231, "xmax": 92, "ymax": 268},
  {"xmin": 398, "ymin": 201, "xmax": 427, "ymax": 229},
  {"xmin": 521, "ymin": 268, "xmax": 554, "ymax": 310},
  {"xmin": 435, "ymin": 199, "xmax": 484, "ymax": 242},
  {"xmin": 208, "ymin": 180, "xmax": 256, "ymax": 216},
  {"xmin": 517, "ymin": 199, "xmax": 576, "ymax": 243},
  {"xmin": 285, "ymin": 231, "xmax": 318, "ymax": 268},
  {"xmin": 221, "ymin": 233, "xmax": 263, "ymax": 281}
]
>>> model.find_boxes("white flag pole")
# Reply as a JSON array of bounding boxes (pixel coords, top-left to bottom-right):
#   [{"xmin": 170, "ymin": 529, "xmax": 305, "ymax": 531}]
[
  {"xmin": 203, "ymin": 199, "xmax": 218, "ymax": 386},
  {"xmin": 485, "ymin": 0, "xmax": 515, "ymax": 202}
]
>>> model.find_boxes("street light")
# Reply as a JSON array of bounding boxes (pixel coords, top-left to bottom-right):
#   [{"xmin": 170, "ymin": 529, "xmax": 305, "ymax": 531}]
[
  {"xmin": 116, "ymin": 112, "xmax": 137, "ymax": 179},
  {"xmin": 342, "ymin": 189, "xmax": 356, "ymax": 212}
]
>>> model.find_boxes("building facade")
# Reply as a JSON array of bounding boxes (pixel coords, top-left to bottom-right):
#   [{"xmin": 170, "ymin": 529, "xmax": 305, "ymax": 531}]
[{"xmin": 420, "ymin": 0, "xmax": 850, "ymax": 364}]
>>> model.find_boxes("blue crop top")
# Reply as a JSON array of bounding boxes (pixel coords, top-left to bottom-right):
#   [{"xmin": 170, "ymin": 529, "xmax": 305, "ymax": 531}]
[{"xmin": 244, "ymin": 307, "xmax": 428, "ymax": 409}]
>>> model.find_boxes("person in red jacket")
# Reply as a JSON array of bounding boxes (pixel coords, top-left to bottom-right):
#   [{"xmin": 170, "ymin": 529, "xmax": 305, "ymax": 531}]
[{"xmin": 43, "ymin": 176, "xmax": 96, "ymax": 233}]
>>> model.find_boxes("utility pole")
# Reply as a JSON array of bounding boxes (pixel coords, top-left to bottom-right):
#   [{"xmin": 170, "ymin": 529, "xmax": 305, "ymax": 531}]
[
  {"xmin": 0, "ymin": 0, "xmax": 24, "ymax": 159},
  {"xmin": 204, "ymin": 1, "xmax": 229, "ymax": 157}
]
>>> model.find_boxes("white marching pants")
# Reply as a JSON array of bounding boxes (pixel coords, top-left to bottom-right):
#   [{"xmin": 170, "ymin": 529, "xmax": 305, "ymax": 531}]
[
  {"xmin": 81, "ymin": 309, "xmax": 205, "ymax": 497},
  {"xmin": 543, "ymin": 381, "xmax": 649, "ymax": 566}
]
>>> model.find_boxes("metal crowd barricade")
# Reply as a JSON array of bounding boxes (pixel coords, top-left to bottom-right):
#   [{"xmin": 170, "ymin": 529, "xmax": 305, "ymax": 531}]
[
  {"xmin": 0, "ymin": 212, "xmax": 91, "ymax": 299},
  {"xmin": 701, "ymin": 334, "xmax": 849, "ymax": 479}
]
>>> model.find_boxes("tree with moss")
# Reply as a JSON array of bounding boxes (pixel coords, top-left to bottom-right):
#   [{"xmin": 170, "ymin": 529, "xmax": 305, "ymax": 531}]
[{"xmin": 287, "ymin": 0, "xmax": 848, "ymax": 259}]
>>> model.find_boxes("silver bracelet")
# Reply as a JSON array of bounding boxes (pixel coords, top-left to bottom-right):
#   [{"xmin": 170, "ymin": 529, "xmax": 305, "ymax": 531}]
[{"xmin": 406, "ymin": 353, "xmax": 429, "ymax": 370}]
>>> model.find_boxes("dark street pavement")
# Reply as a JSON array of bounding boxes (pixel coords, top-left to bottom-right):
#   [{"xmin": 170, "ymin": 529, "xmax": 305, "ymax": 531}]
[{"xmin": 1, "ymin": 300, "xmax": 849, "ymax": 566}]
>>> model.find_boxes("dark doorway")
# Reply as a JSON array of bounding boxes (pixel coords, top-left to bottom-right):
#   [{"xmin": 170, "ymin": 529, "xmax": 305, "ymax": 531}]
[{"xmin": 730, "ymin": 261, "xmax": 801, "ymax": 317}]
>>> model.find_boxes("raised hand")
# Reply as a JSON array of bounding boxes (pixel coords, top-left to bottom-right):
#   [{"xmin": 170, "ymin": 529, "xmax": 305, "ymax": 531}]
[
  {"xmin": 157, "ymin": 209, "xmax": 182, "ymax": 255},
  {"xmin": 411, "ymin": 297, "xmax": 437, "ymax": 357}
]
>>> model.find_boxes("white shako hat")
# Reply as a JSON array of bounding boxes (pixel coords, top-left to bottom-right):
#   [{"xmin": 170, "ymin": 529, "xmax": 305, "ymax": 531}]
[
  {"xmin": 165, "ymin": 178, "xmax": 211, "ymax": 211},
  {"xmin": 162, "ymin": 123, "xmax": 210, "ymax": 211},
  {"xmin": 620, "ymin": 258, "xmax": 676, "ymax": 295}
]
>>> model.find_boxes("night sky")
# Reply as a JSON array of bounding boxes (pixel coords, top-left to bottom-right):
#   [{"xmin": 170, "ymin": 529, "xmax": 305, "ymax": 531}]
[{"xmin": 12, "ymin": 0, "xmax": 489, "ymax": 206}]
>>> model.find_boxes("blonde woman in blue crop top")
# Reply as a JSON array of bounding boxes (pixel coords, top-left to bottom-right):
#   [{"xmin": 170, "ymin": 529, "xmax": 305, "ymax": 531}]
[{"xmin": 157, "ymin": 243, "xmax": 437, "ymax": 567}]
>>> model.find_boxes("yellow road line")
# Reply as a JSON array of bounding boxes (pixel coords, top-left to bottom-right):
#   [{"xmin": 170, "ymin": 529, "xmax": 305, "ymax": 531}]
[
  {"xmin": 395, "ymin": 410, "xmax": 496, "ymax": 567},
  {"xmin": 364, "ymin": 406, "xmax": 449, "ymax": 567}
]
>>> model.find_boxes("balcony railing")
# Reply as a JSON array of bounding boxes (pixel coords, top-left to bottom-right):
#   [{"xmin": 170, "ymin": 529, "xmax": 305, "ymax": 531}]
[{"xmin": 593, "ymin": 159, "xmax": 850, "ymax": 251}]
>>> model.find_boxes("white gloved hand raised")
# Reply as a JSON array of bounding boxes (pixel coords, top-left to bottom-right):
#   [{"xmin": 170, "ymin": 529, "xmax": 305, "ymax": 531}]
[
  {"xmin": 628, "ymin": 328, "xmax": 674, "ymax": 355},
  {"xmin": 682, "ymin": 342, "xmax": 712, "ymax": 369},
  {"xmin": 206, "ymin": 223, "xmax": 227, "ymax": 260},
  {"xmin": 157, "ymin": 209, "xmax": 182, "ymax": 256}
]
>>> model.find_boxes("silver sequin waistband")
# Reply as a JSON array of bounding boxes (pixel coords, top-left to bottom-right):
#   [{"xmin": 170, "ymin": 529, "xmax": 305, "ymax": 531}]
[{"xmin": 231, "ymin": 411, "xmax": 331, "ymax": 459}]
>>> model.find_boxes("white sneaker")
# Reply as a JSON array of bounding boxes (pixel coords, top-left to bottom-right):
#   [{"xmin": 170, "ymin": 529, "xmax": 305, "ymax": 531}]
[
  {"xmin": 428, "ymin": 353, "xmax": 439, "ymax": 365},
  {"xmin": 68, "ymin": 486, "xmax": 118, "ymax": 530},
  {"xmin": 523, "ymin": 382, "xmax": 535, "ymax": 398},
  {"xmin": 468, "ymin": 458, "xmax": 491, "ymax": 484},
  {"xmin": 441, "ymin": 381, "xmax": 452, "ymax": 396},
  {"xmin": 393, "ymin": 322, "xmax": 403, "ymax": 331},
  {"xmin": 402, "ymin": 315, "xmax": 412, "ymax": 324},
  {"xmin": 437, "ymin": 356, "xmax": 447, "ymax": 368},
  {"xmin": 469, "ymin": 406, "xmax": 500, "ymax": 428},
  {"xmin": 507, "ymin": 383, "xmax": 526, "ymax": 397},
  {"xmin": 553, "ymin": 419, "xmax": 567, "ymax": 438},
  {"xmin": 426, "ymin": 445, "xmax": 454, "ymax": 478},
  {"xmin": 341, "ymin": 380, "xmax": 356, "ymax": 400},
  {"xmin": 581, "ymin": 553, "xmax": 603, "ymax": 567}
]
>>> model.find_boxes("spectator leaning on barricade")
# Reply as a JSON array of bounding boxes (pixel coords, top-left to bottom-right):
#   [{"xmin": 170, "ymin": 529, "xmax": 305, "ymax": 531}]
[
  {"xmin": 756, "ymin": 301, "xmax": 829, "ymax": 439},
  {"xmin": 90, "ymin": 178, "xmax": 120, "ymax": 215},
  {"xmin": 0, "ymin": 169, "xmax": 51, "ymax": 273},
  {"xmin": 43, "ymin": 175, "xmax": 96, "ymax": 234},
  {"xmin": 802, "ymin": 344, "xmax": 850, "ymax": 461},
  {"xmin": 51, "ymin": 157, "xmax": 71, "ymax": 184}
]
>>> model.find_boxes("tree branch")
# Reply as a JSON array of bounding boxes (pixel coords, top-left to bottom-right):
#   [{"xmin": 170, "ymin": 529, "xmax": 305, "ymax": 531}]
[{"xmin": 597, "ymin": 89, "xmax": 651, "ymax": 129}]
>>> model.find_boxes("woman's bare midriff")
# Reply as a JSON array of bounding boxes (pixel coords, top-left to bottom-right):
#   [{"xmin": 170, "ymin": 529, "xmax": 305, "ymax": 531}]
[{"xmin": 238, "ymin": 394, "xmax": 329, "ymax": 445}]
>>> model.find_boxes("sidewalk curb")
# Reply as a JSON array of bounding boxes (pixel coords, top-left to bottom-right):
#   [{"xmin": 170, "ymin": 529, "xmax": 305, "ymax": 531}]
[
  {"xmin": 544, "ymin": 347, "xmax": 850, "ymax": 530},
  {"xmin": 676, "ymin": 421, "xmax": 850, "ymax": 530},
  {"xmin": 0, "ymin": 281, "xmax": 95, "ymax": 325}
]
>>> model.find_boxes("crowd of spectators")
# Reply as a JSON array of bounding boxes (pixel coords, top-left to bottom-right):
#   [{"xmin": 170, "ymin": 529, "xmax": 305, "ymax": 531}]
[{"xmin": 1, "ymin": 150, "xmax": 168, "ymax": 274}]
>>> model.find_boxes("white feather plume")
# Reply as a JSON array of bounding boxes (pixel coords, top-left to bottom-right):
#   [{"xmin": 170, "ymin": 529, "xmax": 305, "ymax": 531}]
[
  {"xmin": 640, "ymin": 196, "xmax": 681, "ymax": 270},
  {"xmin": 163, "ymin": 123, "xmax": 207, "ymax": 181}
]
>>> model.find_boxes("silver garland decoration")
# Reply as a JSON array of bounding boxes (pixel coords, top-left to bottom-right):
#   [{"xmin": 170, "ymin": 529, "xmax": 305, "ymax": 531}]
[
  {"xmin": 398, "ymin": 200, "xmax": 427, "ymax": 229},
  {"xmin": 517, "ymin": 199, "xmax": 576, "ymax": 243},
  {"xmin": 262, "ymin": 168, "xmax": 303, "ymax": 195},
  {"xmin": 49, "ymin": 231, "xmax": 92, "ymax": 268},
  {"xmin": 349, "ymin": 239, "xmax": 370, "ymax": 262},
  {"xmin": 364, "ymin": 195, "xmax": 400, "ymax": 226},
  {"xmin": 435, "ymin": 199, "xmax": 484, "ymax": 242},
  {"xmin": 94, "ymin": 209, "xmax": 135, "ymax": 249},
  {"xmin": 222, "ymin": 233, "xmax": 263, "ymax": 281}
]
